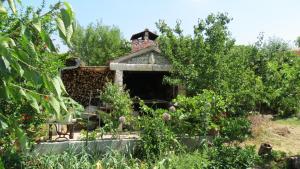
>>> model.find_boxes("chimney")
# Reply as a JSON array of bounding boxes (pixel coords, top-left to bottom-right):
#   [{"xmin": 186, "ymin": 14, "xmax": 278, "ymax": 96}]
[{"xmin": 130, "ymin": 29, "xmax": 158, "ymax": 52}]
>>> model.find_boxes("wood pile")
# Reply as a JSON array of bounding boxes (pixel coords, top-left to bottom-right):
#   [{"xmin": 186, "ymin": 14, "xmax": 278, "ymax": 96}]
[{"xmin": 61, "ymin": 66, "xmax": 113, "ymax": 106}]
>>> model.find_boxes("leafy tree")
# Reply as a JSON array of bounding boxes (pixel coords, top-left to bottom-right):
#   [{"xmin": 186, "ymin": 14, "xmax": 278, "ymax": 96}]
[
  {"xmin": 70, "ymin": 21, "xmax": 130, "ymax": 65},
  {"xmin": 157, "ymin": 14, "xmax": 300, "ymax": 116},
  {"xmin": 156, "ymin": 13, "xmax": 234, "ymax": 94},
  {"xmin": 0, "ymin": 0, "xmax": 76, "ymax": 166},
  {"xmin": 217, "ymin": 45, "xmax": 264, "ymax": 114},
  {"xmin": 251, "ymin": 38, "xmax": 300, "ymax": 116},
  {"xmin": 156, "ymin": 13, "xmax": 259, "ymax": 114},
  {"xmin": 296, "ymin": 36, "xmax": 300, "ymax": 48}
]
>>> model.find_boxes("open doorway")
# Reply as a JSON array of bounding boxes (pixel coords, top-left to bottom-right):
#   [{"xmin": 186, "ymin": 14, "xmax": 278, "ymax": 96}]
[{"xmin": 123, "ymin": 71, "xmax": 177, "ymax": 109}]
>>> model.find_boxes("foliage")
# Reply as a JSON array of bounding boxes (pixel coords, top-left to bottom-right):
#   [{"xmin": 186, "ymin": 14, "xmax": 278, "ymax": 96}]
[
  {"xmin": 70, "ymin": 21, "xmax": 130, "ymax": 65},
  {"xmin": 100, "ymin": 82, "xmax": 133, "ymax": 121},
  {"xmin": 156, "ymin": 13, "xmax": 234, "ymax": 94},
  {"xmin": 217, "ymin": 45, "xmax": 264, "ymax": 114},
  {"xmin": 170, "ymin": 90, "xmax": 226, "ymax": 136},
  {"xmin": 63, "ymin": 97, "xmax": 84, "ymax": 118},
  {"xmin": 157, "ymin": 13, "xmax": 300, "ymax": 117},
  {"xmin": 152, "ymin": 145, "xmax": 260, "ymax": 169},
  {"xmin": 154, "ymin": 151, "xmax": 211, "ymax": 169},
  {"xmin": 80, "ymin": 129, "xmax": 99, "ymax": 141},
  {"xmin": 20, "ymin": 144, "xmax": 262, "ymax": 169},
  {"xmin": 22, "ymin": 147, "xmax": 145, "ymax": 169},
  {"xmin": 22, "ymin": 148, "xmax": 97, "ymax": 169},
  {"xmin": 99, "ymin": 149, "xmax": 143, "ymax": 169},
  {"xmin": 252, "ymin": 38, "xmax": 300, "ymax": 116},
  {"xmin": 219, "ymin": 117, "xmax": 251, "ymax": 142},
  {"xmin": 258, "ymin": 150, "xmax": 288, "ymax": 169},
  {"xmin": 0, "ymin": 0, "xmax": 77, "ymax": 167},
  {"xmin": 296, "ymin": 36, "xmax": 300, "ymax": 48},
  {"xmin": 208, "ymin": 145, "xmax": 260, "ymax": 169},
  {"xmin": 136, "ymin": 107, "xmax": 181, "ymax": 161},
  {"xmin": 156, "ymin": 13, "xmax": 260, "ymax": 115}
]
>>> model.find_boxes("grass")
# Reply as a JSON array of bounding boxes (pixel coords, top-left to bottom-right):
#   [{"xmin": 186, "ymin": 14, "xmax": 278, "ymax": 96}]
[
  {"xmin": 243, "ymin": 115, "xmax": 300, "ymax": 155},
  {"xmin": 275, "ymin": 117, "xmax": 300, "ymax": 126}
]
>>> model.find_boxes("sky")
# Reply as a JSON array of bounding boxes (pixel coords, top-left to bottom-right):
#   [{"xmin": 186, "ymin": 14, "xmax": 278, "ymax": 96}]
[{"xmin": 23, "ymin": 0, "xmax": 300, "ymax": 48}]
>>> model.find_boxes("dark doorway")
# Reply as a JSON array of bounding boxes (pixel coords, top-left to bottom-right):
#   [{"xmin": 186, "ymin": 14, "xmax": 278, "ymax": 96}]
[{"xmin": 123, "ymin": 71, "xmax": 176, "ymax": 102}]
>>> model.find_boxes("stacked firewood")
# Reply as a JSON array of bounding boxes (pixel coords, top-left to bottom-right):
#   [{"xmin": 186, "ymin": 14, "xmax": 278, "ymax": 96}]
[{"xmin": 61, "ymin": 67, "xmax": 113, "ymax": 106}]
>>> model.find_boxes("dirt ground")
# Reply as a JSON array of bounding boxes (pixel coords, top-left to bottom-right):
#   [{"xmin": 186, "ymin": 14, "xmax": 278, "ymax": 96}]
[{"xmin": 243, "ymin": 115, "xmax": 300, "ymax": 155}]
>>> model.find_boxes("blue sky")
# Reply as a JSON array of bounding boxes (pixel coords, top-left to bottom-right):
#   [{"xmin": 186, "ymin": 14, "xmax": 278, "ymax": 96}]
[{"xmin": 23, "ymin": 0, "xmax": 299, "ymax": 47}]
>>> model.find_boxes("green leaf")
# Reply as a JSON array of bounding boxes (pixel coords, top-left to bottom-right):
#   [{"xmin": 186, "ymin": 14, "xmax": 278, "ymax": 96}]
[
  {"xmin": 8, "ymin": 38, "xmax": 16, "ymax": 47},
  {"xmin": 8, "ymin": 0, "xmax": 16, "ymax": 14},
  {"xmin": 15, "ymin": 0, "xmax": 22, "ymax": 4},
  {"xmin": 40, "ymin": 30, "xmax": 56, "ymax": 52},
  {"xmin": 63, "ymin": 2, "xmax": 73, "ymax": 19},
  {"xmin": 0, "ymin": 56, "xmax": 11, "ymax": 73},
  {"xmin": 19, "ymin": 88, "xmax": 26, "ymax": 97},
  {"xmin": 60, "ymin": 100, "xmax": 68, "ymax": 113},
  {"xmin": 0, "ymin": 120, "xmax": 8, "ymax": 129},
  {"xmin": 56, "ymin": 17, "xmax": 66, "ymax": 37},
  {"xmin": 52, "ymin": 76, "xmax": 62, "ymax": 97},
  {"xmin": 20, "ymin": 35, "xmax": 38, "ymax": 59},
  {"xmin": 57, "ymin": 76, "xmax": 67, "ymax": 94},
  {"xmin": 0, "ymin": 1, "xmax": 7, "ymax": 14},
  {"xmin": 66, "ymin": 24, "xmax": 73, "ymax": 45},
  {"xmin": 49, "ymin": 96, "xmax": 60, "ymax": 116},
  {"xmin": 15, "ymin": 127, "xmax": 27, "ymax": 151},
  {"xmin": 22, "ymin": 64, "xmax": 43, "ymax": 86},
  {"xmin": 30, "ymin": 97, "xmax": 40, "ymax": 114},
  {"xmin": 32, "ymin": 18, "xmax": 41, "ymax": 33},
  {"xmin": 58, "ymin": 5, "xmax": 74, "ymax": 46},
  {"xmin": 0, "ymin": 113, "xmax": 8, "ymax": 129},
  {"xmin": 42, "ymin": 75, "xmax": 56, "ymax": 93},
  {"xmin": 22, "ymin": 91, "xmax": 41, "ymax": 114},
  {"xmin": 60, "ymin": 8, "xmax": 71, "ymax": 28},
  {"xmin": 10, "ymin": 59, "xmax": 24, "ymax": 77},
  {"xmin": 0, "ymin": 80, "xmax": 9, "ymax": 99}
]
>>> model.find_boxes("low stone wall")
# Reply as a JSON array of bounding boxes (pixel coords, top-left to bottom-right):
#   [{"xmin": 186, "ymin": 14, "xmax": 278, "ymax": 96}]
[
  {"xmin": 34, "ymin": 139, "xmax": 138, "ymax": 155},
  {"xmin": 33, "ymin": 137, "xmax": 206, "ymax": 155}
]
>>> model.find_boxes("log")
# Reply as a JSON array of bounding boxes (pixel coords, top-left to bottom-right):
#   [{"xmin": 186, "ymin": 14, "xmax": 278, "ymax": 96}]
[
  {"xmin": 61, "ymin": 66, "xmax": 114, "ymax": 106},
  {"xmin": 258, "ymin": 143, "xmax": 272, "ymax": 156}
]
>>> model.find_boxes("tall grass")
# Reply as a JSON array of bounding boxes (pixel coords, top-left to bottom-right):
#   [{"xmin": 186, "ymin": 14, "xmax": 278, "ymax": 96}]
[
  {"xmin": 22, "ymin": 147, "xmax": 143, "ymax": 169},
  {"xmin": 22, "ymin": 148, "xmax": 98, "ymax": 169}
]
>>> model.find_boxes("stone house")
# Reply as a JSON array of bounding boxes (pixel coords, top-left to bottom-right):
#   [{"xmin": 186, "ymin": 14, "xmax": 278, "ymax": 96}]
[{"xmin": 62, "ymin": 29, "xmax": 180, "ymax": 108}]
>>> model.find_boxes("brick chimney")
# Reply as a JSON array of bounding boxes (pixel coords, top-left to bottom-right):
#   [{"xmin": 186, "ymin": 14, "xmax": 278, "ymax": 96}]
[{"xmin": 130, "ymin": 29, "xmax": 158, "ymax": 52}]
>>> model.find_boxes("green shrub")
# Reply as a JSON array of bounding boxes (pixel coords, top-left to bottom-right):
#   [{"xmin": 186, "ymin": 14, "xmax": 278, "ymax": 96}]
[
  {"xmin": 100, "ymin": 82, "xmax": 133, "ymax": 128},
  {"xmin": 258, "ymin": 150, "xmax": 288, "ymax": 169},
  {"xmin": 137, "ymin": 115, "xmax": 181, "ymax": 161},
  {"xmin": 80, "ymin": 129, "xmax": 99, "ymax": 141},
  {"xmin": 153, "ymin": 146, "xmax": 260, "ymax": 169},
  {"xmin": 154, "ymin": 151, "xmax": 211, "ymax": 169},
  {"xmin": 219, "ymin": 117, "xmax": 251, "ymax": 142},
  {"xmin": 208, "ymin": 145, "xmax": 260, "ymax": 169},
  {"xmin": 171, "ymin": 90, "xmax": 226, "ymax": 136}
]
